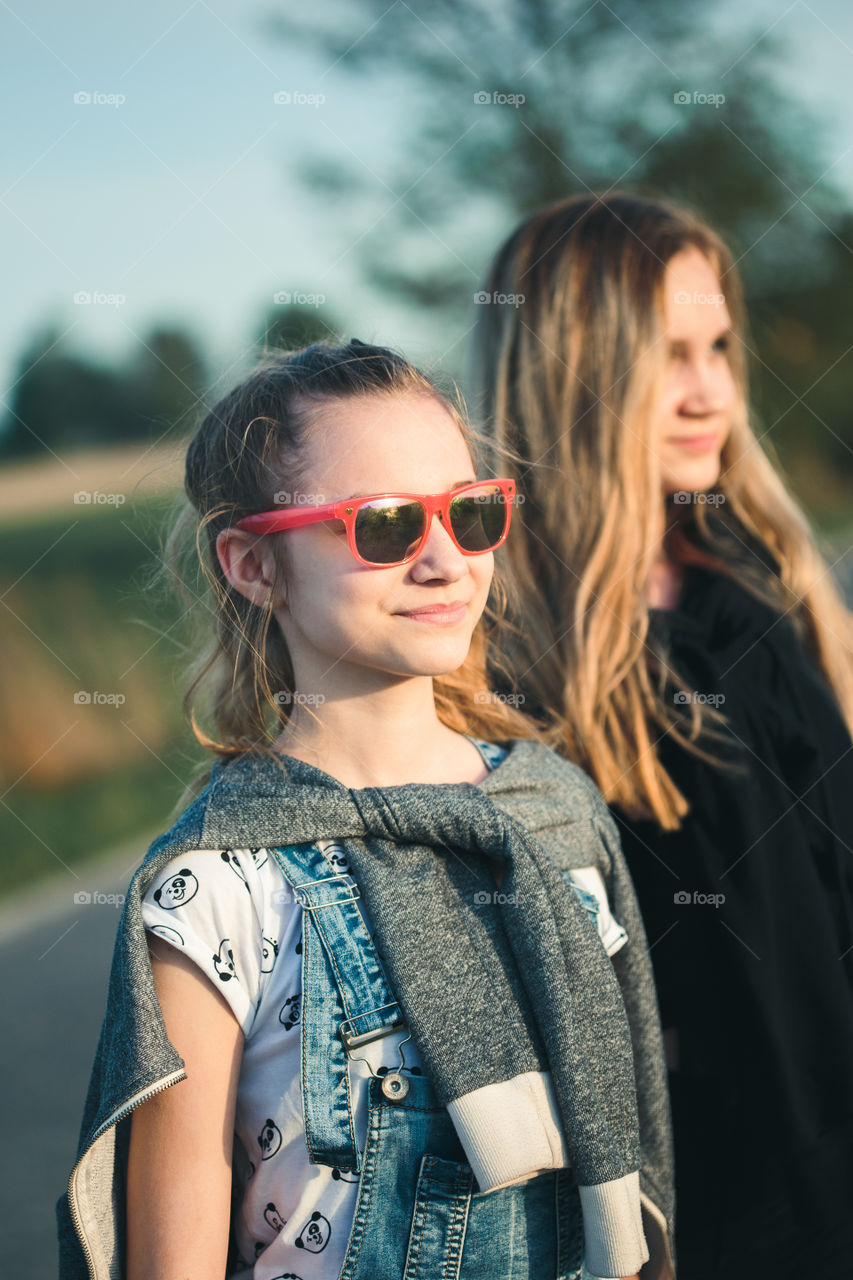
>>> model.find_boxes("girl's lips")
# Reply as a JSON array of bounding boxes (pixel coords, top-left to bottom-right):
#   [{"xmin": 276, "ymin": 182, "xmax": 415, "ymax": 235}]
[
  {"xmin": 397, "ymin": 602, "xmax": 468, "ymax": 625},
  {"xmin": 668, "ymin": 433, "xmax": 718, "ymax": 453}
]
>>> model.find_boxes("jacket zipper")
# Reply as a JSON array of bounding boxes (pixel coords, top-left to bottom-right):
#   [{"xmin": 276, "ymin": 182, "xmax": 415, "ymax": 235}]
[{"xmin": 67, "ymin": 1068, "xmax": 187, "ymax": 1279}]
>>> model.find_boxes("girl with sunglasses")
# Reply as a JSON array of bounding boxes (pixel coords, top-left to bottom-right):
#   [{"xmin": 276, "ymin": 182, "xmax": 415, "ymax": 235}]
[
  {"xmin": 57, "ymin": 340, "xmax": 674, "ymax": 1280},
  {"xmin": 472, "ymin": 194, "xmax": 853, "ymax": 1279}
]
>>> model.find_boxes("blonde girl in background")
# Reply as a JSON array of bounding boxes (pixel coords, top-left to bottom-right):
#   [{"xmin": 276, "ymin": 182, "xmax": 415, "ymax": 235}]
[{"xmin": 472, "ymin": 193, "xmax": 853, "ymax": 1279}]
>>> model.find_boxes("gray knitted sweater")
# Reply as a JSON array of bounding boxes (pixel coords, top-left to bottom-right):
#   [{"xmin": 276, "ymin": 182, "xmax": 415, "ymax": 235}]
[{"xmin": 57, "ymin": 736, "xmax": 675, "ymax": 1278}]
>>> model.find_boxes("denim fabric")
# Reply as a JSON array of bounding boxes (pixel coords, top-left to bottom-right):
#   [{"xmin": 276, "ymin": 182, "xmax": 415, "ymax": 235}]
[
  {"xmin": 269, "ymin": 840, "xmax": 403, "ymax": 1174},
  {"xmin": 336, "ymin": 1073, "xmax": 589, "ymax": 1280},
  {"xmin": 271, "ymin": 833, "xmax": 590, "ymax": 1279}
]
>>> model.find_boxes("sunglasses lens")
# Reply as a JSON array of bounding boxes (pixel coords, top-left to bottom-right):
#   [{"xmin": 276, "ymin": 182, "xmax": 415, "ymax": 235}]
[
  {"xmin": 449, "ymin": 484, "xmax": 509, "ymax": 552},
  {"xmin": 353, "ymin": 498, "xmax": 427, "ymax": 564}
]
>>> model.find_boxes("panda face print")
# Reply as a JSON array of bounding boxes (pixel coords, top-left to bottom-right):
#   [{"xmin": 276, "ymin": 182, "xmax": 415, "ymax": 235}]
[
  {"xmin": 249, "ymin": 847, "xmax": 269, "ymax": 870},
  {"xmin": 220, "ymin": 850, "xmax": 249, "ymax": 890},
  {"xmin": 148, "ymin": 924, "xmax": 184, "ymax": 947},
  {"xmin": 295, "ymin": 1210, "xmax": 331, "ymax": 1253},
  {"xmin": 258, "ymin": 1118, "xmax": 282, "ymax": 1160},
  {"xmin": 264, "ymin": 1201, "xmax": 287, "ymax": 1232},
  {"xmin": 213, "ymin": 939, "xmax": 236, "ymax": 982},
  {"xmin": 279, "ymin": 993, "xmax": 301, "ymax": 1031},
  {"xmin": 261, "ymin": 937, "xmax": 279, "ymax": 973},
  {"xmin": 331, "ymin": 1167, "xmax": 360, "ymax": 1183},
  {"xmin": 153, "ymin": 869, "xmax": 198, "ymax": 909}
]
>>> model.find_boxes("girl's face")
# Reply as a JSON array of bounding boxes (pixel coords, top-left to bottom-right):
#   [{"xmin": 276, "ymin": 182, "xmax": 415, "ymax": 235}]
[
  {"xmin": 269, "ymin": 391, "xmax": 495, "ymax": 696},
  {"xmin": 655, "ymin": 247, "xmax": 736, "ymax": 497}
]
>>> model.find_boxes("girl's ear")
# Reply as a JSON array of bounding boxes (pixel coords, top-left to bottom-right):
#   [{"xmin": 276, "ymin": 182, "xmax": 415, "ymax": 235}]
[{"xmin": 216, "ymin": 528, "xmax": 284, "ymax": 609}]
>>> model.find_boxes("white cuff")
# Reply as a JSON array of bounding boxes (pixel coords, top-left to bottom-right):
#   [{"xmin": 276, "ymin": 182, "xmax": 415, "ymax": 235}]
[
  {"xmin": 578, "ymin": 1169, "xmax": 649, "ymax": 1278},
  {"xmin": 445, "ymin": 1070, "xmax": 569, "ymax": 1191}
]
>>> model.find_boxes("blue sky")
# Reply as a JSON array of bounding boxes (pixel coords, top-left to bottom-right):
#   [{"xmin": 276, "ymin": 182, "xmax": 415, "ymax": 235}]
[{"xmin": 2, "ymin": 0, "xmax": 853, "ymax": 404}]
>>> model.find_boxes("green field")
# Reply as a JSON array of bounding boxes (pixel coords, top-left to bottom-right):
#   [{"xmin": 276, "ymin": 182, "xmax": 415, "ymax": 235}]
[{"xmin": 0, "ymin": 495, "xmax": 211, "ymax": 898}]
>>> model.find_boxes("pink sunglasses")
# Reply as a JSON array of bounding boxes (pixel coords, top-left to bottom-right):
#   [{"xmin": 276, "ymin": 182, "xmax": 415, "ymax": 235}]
[{"xmin": 235, "ymin": 479, "xmax": 516, "ymax": 568}]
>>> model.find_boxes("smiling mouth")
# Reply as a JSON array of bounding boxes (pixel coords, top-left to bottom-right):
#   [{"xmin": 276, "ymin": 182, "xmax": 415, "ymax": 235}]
[
  {"xmin": 397, "ymin": 602, "xmax": 468, "ymax": 622},
  {"xmin": 668, "ymin": 433, "xmax": 718, "ymax": 451}
]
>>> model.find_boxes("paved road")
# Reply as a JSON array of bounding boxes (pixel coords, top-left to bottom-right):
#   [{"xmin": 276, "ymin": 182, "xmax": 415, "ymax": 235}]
[{"xmin": 0, "ymin": 839, "xmax": 156, "ymax": 1278}]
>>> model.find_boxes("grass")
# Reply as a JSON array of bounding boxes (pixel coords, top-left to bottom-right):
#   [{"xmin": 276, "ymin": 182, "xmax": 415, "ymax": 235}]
[{"xmin": 0, "ymin": 494, "xmax": 213, "ymax": 899}]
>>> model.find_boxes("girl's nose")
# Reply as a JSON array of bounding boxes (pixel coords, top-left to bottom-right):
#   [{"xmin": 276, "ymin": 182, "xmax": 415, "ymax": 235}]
[{"xmin": 409, "ymin": 510, "xmax": 467, "ymax": 580}]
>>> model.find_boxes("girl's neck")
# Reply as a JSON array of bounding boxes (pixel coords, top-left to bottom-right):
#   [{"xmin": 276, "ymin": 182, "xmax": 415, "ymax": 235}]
[
  {"xmin": 270, "ymin": 686, "xmax": 489, "ymax": 789},
  {"xmin": 646, "ymin": 551, "xmax": 685, "ymax": 611}
]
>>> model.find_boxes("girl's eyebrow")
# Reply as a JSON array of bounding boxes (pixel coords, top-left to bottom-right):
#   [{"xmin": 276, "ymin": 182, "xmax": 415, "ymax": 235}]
[{"xmin": 347, "ymin": 477, "xmax": 476, "ymax": 500}]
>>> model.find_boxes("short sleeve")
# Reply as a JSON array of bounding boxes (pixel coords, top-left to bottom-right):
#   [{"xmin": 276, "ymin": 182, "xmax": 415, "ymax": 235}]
[{"xmin": 141, "ymin": 848, "xmax": 279, "ymax": 1037}]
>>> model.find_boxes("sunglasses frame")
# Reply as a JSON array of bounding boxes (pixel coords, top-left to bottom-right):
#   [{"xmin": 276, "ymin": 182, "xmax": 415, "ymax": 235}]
[{"xmin": 234, "ymin": 478, "xmax": 516, "ymax": 568}]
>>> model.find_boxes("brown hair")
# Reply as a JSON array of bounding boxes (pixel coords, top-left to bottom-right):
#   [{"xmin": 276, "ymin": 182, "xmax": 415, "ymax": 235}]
[
  {"xmin": 163, "ymin": 339, "xmax": 545, "ymax": 796},
  {"xmin": 471, "ymin": 192, "xmax": 853, "ymax": 829}
]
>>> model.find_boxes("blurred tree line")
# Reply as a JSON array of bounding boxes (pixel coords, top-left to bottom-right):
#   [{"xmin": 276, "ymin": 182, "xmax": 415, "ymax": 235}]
[
  {"xmin": 267, "ymin": 0, "xmax": 853, "ymax": 517},
  {"xmin": 0, "ymin": 304, "xmax": 342, "ymax": 458}
]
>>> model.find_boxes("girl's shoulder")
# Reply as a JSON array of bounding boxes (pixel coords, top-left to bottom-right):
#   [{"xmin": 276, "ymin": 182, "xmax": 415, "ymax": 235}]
[{"xmin": 141, "ymin": 846, "xmax": 302, "ymax": 1039}]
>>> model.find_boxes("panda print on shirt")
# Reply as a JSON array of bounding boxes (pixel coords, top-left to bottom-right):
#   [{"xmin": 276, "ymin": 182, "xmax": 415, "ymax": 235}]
[
  {"xmin": 295, "ymin": 1211, "xmax": 331, "ymax": 1253},
  {"xmin": 279, "ymin": 993, "xmax": 301, "ymax": 1031},
  {"xmin": 221, "ymin": 849, "xmax": 250, "ymax": 891},
  {"xmin": 259, "ymin": 1117, "xmax": 283, "ymax": 1160},
  {"xmin": 261, "ymin": 937, "xmax": 279, "ymax": 972},
  {"xmin": 139, "ymin": 839, "xmax": 432, "ymax": 1280},
  {"xmin": 153, "ymin": 869, "xmax": 198, "ymax": 909},
  {"xmin": 213, "ymin": 938, "xmax": 237, "ymax": 982}
]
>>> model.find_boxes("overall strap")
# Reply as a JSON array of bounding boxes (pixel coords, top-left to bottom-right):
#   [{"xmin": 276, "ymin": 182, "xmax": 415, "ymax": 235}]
[{"xmin": 268, "ymin": 841, "xmax": 404, "ymax": 1172}]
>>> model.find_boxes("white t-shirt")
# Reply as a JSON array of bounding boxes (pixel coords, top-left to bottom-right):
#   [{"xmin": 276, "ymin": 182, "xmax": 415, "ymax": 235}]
[
  {"xmin": 141, "ymin": 839, "xmax": 416, "ymax": 1279},
  {"xmin": 140, "ymin": 833, "xmax": 628, "ymax": 1278}
]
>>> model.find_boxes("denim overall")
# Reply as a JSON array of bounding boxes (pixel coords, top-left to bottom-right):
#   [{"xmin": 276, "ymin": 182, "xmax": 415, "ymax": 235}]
[{"xmin": 267, "ymin": 826, "xmax": 591, "ymax": 1280}]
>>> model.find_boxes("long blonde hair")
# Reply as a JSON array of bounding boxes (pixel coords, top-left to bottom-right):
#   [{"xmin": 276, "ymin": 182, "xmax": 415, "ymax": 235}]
[
  {"xmin": 162, "ymin": 339, "xmax": 545, "ymax": 798},
  {"xmin": 472, "ymin": 192, "xmax": 853, "ymax": 829}
]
